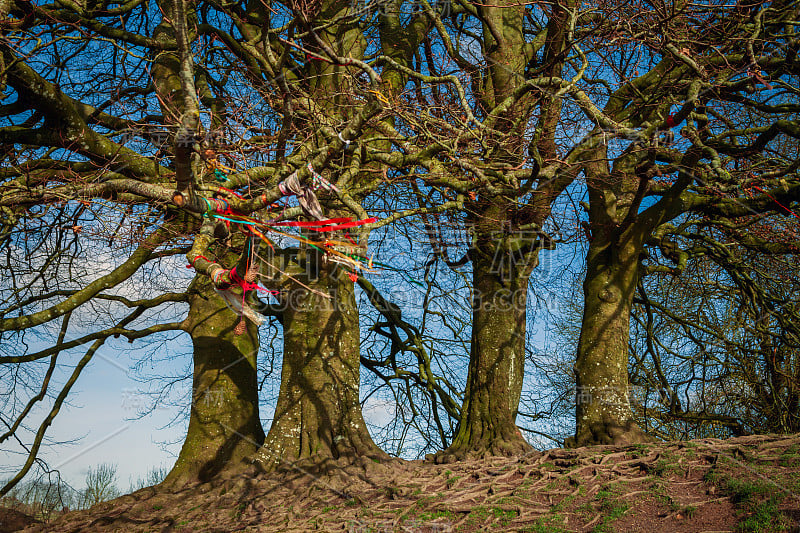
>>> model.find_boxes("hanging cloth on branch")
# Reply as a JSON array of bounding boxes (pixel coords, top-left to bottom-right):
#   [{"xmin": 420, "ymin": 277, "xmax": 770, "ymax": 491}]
[
  {"xmin": 277, "ymin": 164, "xmax": 339, "ymax": 220},
  {"xmin": 215, "ymin": 288, "xmax": 265, "ymax": 327}
]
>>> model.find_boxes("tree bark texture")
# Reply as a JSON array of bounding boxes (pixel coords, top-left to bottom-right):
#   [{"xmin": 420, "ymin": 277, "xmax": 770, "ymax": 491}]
[
  {"xmin": 569, "ymin": 154, "xmax": 650, "ymax": 446},
  {"xmin": 163, "ymin": 278, "xmax": 264, "ymax": 486},
  {"xmin": 255, "ymin": 260, "xmax": 388, "ymax": 471}
]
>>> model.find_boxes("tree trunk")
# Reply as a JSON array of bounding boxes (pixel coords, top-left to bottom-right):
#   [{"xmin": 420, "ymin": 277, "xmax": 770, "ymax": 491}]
[
  {"xmin": 436, "ymin": 254, "xmax": 533, "ymax": 462},
  {"xmin": 566, "ymin": 147, "xmax": 655, "ymax": 447},
  {"xmin": 435, "ymin": 203, "xmax": 536, "ymax": 462},
  {"xmin": 162, "ymin": 278, "xmax": 264, "ymax": 487},
  {"xmin": 255, "ymin": 261, "xmax": 388, "ymax": 472},
  {"xmin": 569, "ymin": 231, "xmax": 650, "ymax": 447}
]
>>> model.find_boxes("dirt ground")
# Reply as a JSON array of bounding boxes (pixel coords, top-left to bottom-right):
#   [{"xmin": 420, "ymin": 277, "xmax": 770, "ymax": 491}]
[{"xmin": 9, "ymin": 434, "xmax": 800, "ymax": 532}]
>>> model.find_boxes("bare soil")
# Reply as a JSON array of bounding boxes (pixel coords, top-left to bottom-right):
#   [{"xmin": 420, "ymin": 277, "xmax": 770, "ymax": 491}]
[
  {"xmin": 14, "ymin": 434, "xmax": 800, "ymax": 532},
  {"xmin": 0, "ymin": 508, "xmax": 40, "ymax": 533}
]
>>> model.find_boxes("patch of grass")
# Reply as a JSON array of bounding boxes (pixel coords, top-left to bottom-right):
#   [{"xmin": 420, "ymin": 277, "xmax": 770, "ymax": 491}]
[
  {"xmin": 725, "ymin": 479, "xmax": 770, "ymax": 504},
  {"xmin": 417, "ymin": 509, "xmax": 455, "ymax": 521},
  {"xmin": 414, "ymin": 494, "xmax": 440, "ymax": 508},
  {"xmin": 492, "ymin": 507, "xmax": 517, "ymax": 520},
  {"xmin": 601, "ymin": 498, "xmax": 628, "ymax": 519},
  {"xmin": 630, "ymin": 444, "xmax": 650, "ymax": 458},
  {"xmin": 521, "ymin": 514, "xmax": 567, "ymax": 532},
  {"xmin": 591, "ymin": 487, "xmax": 629, "ymax": 532},
  {"xmin": 705, "ymin": 469, "xmax": 792, "ymax": 532},
  {"xmin": 704, "ymin": 467, "xmax": 723, "ymax": 485},
  {"xmin": 648, "ymin": 481, "xmax": 675, "ymax": 510},
  {"xmin": 344, "ymin": 498, "xmax": 360, "ymax": 507},
  {"xmin": 681, "ymin": 505, "xmax": 697, "ymax": 519},
  {"xmin": 468, "ymin": 506, "xmax": 490, "ymax": 520},
  {"xmin": 736, "ymin": 497, "xmax": 793, "ymax": 533},
  {"xmin": 321, "ymin": 505, "xmax": 336, "ymax": 513},
  {"xmin": 650, "ymin": 458, "xmax": 683, "ymax": 477},
  {"xmin": 551, "ymin": 493, "xmax": 576, "ymax": 512},
  {"xmin": 445, "ymin": 475, "xmax": 461, "ymax": 488},
  {"xmin": 456, "ymin": 506, "xmax": 491, "ymax": 531}
]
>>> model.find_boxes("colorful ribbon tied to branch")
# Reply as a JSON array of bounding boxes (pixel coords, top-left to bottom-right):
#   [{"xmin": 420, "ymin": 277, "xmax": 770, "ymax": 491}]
[{"xmin": 277, "ymin": 164, "xmax": 339, "ymax": 220}]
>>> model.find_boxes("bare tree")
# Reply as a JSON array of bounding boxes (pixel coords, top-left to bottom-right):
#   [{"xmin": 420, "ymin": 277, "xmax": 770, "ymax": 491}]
[{"xmin": 80, "ymin": 463, "xmax": 119, "ymax": 508}]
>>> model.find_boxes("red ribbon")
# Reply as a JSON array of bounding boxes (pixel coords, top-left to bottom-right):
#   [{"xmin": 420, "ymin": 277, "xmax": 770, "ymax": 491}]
[
  {"xmin": 187, "ymin": 255, "xmax": 214, "ymax": 269},
  {"xmin": 216, "ymin": 186, "xmax": 244, "ymax": 199},
  {"xmin": 267, "ymin": 217, "xmax": 378, "ymax": 232},
  {"xmin": 229, "ymin": 269, "xmax": 278, "ymax": 295},
  {"xmin": 752, "ymin": 186, "xmax": 800, "ymax": 220},
  {"xmin": 268, "ymin": 217, "xmax": 352, "ymax": 227},
  {"xmin": 306, "ymin": 217, "xmax": 378, "ymax": 232}
]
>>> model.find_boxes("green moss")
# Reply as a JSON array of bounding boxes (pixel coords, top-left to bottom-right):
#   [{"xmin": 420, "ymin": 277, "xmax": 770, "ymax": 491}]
[
  {"xmin": 417, "ymin": 509, "xmax": 455, "ymax": 521},
  {"xmin": 521, "ymin": 514, "xmax": 567, "ymax": 532}
]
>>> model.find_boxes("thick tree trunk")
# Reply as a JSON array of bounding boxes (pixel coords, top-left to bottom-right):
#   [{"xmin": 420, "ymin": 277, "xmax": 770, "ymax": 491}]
[
  {"xmin": 162, "ymin": 279, "xmax": 264, "ymax": 487},
  {"xmin": 569, "ymin": 236, "xmax": 649, "ymax": 447},
  {"xmin": 566, "ymin": 149, "xmax": 655, "ymax": 447},
  {"xmin": 436, "ymin": 253, "xmax": 533, "ymax": 462},
  {"xmin": 255, "ymin": 263, "xmax": 388, "ymax": 472},
  {"xmin": 434, "ymin": 201, "xmax": 537, "ymax": 462}
]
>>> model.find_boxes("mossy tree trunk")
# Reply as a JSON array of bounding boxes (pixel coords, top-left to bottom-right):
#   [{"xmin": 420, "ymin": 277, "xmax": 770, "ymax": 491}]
[
  {"xmin": 436, "ymin": 256, "xmax": 532, "ymax": 461},
  {"xmin": 436, "ymin": 204, "xmax": 539, "ymax": 461},
  {"xmin": 244, "ymin": 0, "xmax": 387, "ymax": 471},
  {"xmin": 568, "ymin": 151, "xmax": 652, "ymax": 447},
  {"xmin": 570, "ymin": 232, "xmax": 650, "ymax": 446},
  {"xmin": 434, "ymin": 0, "xmax": 577, "ymax": 462},
  {"xmin": 163, "ymin": 278, "xmax": 264, "ymax": 487},
  {"xmin": 255, "ymin": 258, "xmax": 388, "ymax": 471}
]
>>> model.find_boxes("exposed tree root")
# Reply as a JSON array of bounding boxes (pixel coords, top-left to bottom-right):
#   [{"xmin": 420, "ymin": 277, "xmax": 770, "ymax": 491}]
[{"xmin": 20, "ymin": 433, "xmax": 800, "ymax": 533}]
